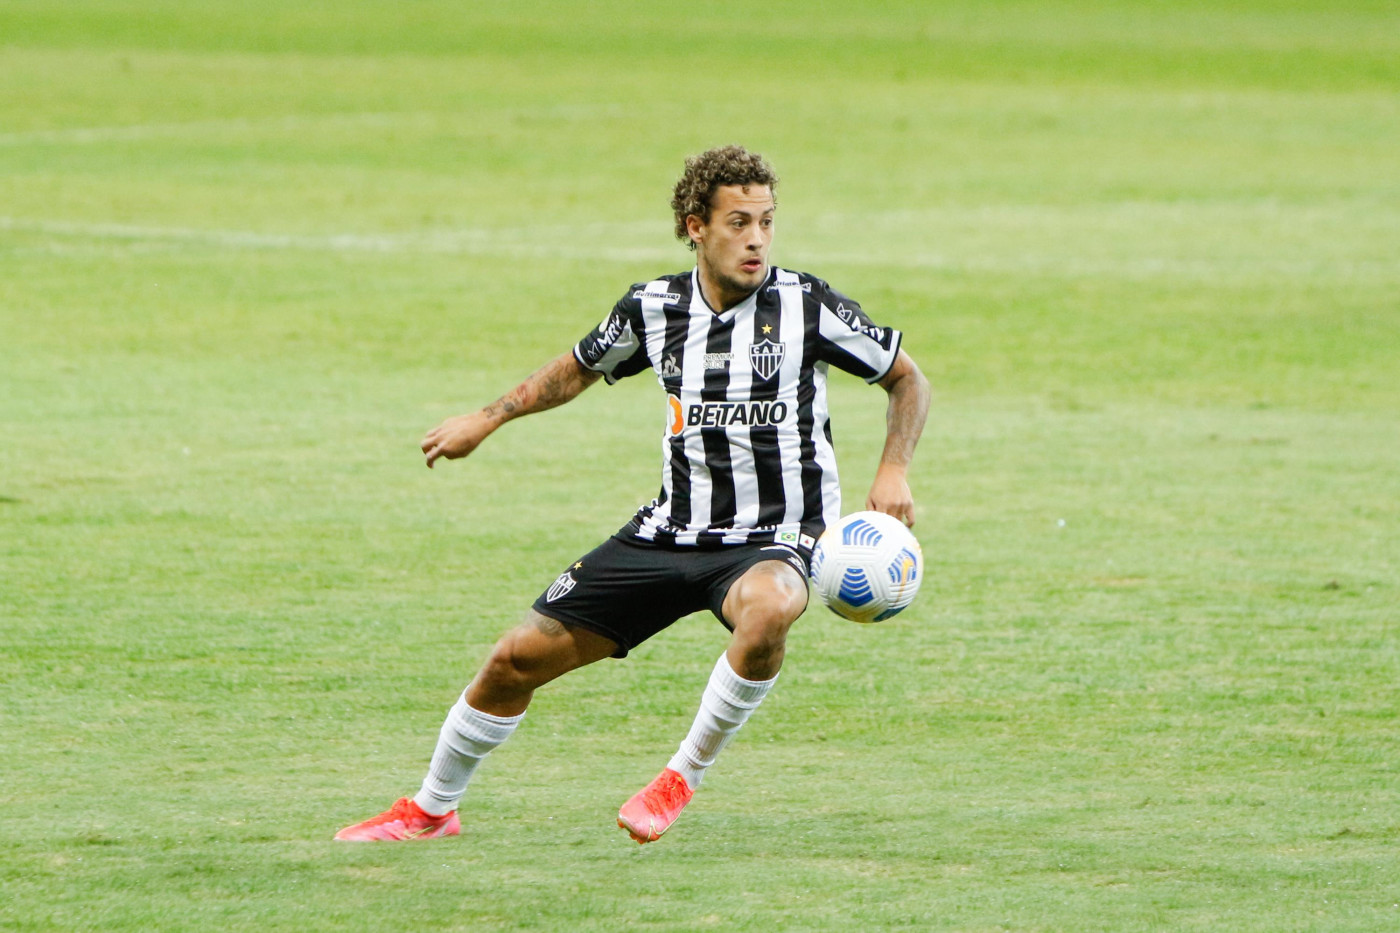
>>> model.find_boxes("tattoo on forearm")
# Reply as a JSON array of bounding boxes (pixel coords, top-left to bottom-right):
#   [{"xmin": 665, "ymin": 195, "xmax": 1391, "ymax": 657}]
[
  {"xmin": 536, "ymin": 361, "xmax": 570, "ymax": 408},
  {"xmin": 486, "ymin": 354, "xmax": 598, "ymax": 423}
]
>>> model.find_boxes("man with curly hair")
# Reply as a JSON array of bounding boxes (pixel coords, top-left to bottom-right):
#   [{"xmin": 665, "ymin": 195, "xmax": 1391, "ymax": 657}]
[{"xmin": 336, "ymin": 145, "xmax": 930, "ymax": 844}]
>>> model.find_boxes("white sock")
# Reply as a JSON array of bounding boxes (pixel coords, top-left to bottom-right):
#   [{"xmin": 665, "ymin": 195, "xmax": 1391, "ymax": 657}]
[
  {"xmin": 413, "ymin": 696, "xmax": 523, "ymax": 816},
  {"xmin": 667, "ymin": 653, "xmax": 777, "ymax": 790}
]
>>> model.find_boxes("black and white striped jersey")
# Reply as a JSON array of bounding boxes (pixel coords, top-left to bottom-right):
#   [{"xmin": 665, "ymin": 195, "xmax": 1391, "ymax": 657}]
[{"xmin": 573, "ymin": 266, "xmax": 901, "ymax": 549}]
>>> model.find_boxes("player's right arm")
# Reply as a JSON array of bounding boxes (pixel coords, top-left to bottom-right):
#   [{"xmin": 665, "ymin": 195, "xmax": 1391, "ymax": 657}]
[
  {"xmin": 421, "ymin": 351, "xmax": 602, "ymax": 468},
  {"xmin": 423, "ymin": 289, "xmax": 647, "ymax": 468}
]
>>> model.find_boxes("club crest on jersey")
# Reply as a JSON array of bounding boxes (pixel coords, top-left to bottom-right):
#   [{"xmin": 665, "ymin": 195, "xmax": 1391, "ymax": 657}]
[
  {"xmin": 546, "ymin": 571, "xmax": 577, "ymax": 602},
  {"xmin": 749, "ymin": 339, "xmax": 785, "ymax": 381}
]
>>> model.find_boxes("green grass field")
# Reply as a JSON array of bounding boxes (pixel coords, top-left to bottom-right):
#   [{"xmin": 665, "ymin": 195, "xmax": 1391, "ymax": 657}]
[{"xmin": 3, "ymin": 1, "xmax": 1399, "ymax": 930}]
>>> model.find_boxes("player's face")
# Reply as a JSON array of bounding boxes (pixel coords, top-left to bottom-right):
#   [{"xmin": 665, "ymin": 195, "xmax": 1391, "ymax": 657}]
[{"xmin": 689, "ymin": 184, "xmax": 775, "ymax": 310}]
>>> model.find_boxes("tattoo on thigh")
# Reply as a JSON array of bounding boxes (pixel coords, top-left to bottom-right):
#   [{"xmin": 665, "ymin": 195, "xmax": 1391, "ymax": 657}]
[{"xmin": 530, "ymin": 612, "xmax": 567, "ymax": 636}]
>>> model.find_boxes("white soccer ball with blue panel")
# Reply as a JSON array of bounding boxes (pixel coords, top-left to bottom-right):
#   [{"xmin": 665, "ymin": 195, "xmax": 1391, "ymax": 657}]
[{"xmin": 809, "ymin": 510, "xmax": 924, "ymax": 624}]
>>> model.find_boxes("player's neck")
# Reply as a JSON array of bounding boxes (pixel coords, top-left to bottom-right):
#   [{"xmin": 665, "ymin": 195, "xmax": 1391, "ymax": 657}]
[{"xmin": 695, "ymin": 265, "xmax": 765, "ymax": 314}]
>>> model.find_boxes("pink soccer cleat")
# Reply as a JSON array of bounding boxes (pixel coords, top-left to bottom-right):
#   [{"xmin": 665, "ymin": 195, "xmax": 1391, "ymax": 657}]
[
  {"xmin": 334, "ymin": 797, "xmax": 460, "ymax": 842},
  {"xmin": 617, "ymin": 768, "xmax": 694, "ymax": 844}
]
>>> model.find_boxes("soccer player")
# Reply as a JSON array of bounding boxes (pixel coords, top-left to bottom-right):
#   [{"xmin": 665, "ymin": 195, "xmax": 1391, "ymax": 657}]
[{"xmin": 336, "ymin": 145, "xmax": 930, "ymax": 844}]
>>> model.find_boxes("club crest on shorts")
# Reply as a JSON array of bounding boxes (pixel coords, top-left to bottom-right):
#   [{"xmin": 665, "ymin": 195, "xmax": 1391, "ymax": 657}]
[
  {"xmin": 546, "ymin": 571, "xmax": 577, "ymax": 602},
  {"xmin": 749, "ymin": 339, "xmax": 785, "ymax": 381}
]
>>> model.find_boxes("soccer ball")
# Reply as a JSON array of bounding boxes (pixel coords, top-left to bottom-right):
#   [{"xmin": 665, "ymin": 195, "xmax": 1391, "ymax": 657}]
[{"xmin": 809, "ymin": 511, "xmax": 924, "ymax": 624}]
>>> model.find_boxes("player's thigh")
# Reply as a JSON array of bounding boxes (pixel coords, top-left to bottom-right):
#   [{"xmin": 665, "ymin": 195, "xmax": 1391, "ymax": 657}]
[
  {"xmin": 534, "ymin": 536, "xmax": 706, "ymax": 657},
  {"xmin": 720, "ymin": 559, "xmax": 810, "ymax": 634},
  {"xmin": 488, "ymin": 609, "xmax": 620, "ymax": 682}
]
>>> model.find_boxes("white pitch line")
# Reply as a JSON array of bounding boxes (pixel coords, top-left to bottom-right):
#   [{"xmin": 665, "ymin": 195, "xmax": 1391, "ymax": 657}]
[
  {"xmin": 0, "ymin": 216, "xmax": 678, "ymax": 264},
  {"xmin": 1, "ymin": 216, "xmax": 1394, "ymax": 281},
  {"xmin": 0, "ymin": 105, "xmax": 626, "ymax": 147},
  {"xmin": 0, "ymin": 112, "xmax": 419, "ymax": 146}
]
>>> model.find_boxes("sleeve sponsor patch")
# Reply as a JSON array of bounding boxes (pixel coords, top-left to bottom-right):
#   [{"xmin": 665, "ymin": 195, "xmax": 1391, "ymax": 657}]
[
  {"xmin": 575, "ymin": 303, "xmax": 646, "ymax": 382},
  {"xmin": 814, "ymin": 285, "xmax": 901, "ymax": 380}
]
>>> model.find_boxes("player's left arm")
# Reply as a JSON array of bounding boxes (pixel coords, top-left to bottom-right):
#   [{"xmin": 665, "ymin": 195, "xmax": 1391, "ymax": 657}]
[{"xmin": 868, "ymin": 349, "xmax": 930, "ymax": 527}]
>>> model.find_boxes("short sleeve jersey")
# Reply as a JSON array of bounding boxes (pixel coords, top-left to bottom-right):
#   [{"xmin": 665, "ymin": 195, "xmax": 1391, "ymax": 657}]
[{"xmin": 573, "ymin": 266, "xmax": 901, "ymax": 548}]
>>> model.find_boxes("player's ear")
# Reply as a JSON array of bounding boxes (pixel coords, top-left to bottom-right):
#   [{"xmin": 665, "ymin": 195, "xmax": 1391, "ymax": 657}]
[{"xmin": 685, "ymin": 213, "xmax": 706, "ymax": 247}]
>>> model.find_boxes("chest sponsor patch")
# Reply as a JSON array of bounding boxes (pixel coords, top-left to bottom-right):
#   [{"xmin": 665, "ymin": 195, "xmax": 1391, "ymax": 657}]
[
  {"xmin": 668, "ymin": 399, "xmax": 790, "ymax": 434},
  {"xmin": 704, "ymin": 352, "xmax": 734, "ymax": 371}
]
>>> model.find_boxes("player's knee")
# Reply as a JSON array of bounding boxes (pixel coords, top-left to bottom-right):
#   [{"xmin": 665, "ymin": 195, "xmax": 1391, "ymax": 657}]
[
  {"xmin": 479, "ymin": 629, "xmax": 544, "ymax": 694},
  {"xmin": 775, "ymin": 573, "xmax": 810, "ymax": 621},
  {"xmin": 731, "ymin": 576, "xmax": 806, "ymax": 643},
  {"xmin": 740, "ymin": 568, "xmax": 808, "ymax": 627}
]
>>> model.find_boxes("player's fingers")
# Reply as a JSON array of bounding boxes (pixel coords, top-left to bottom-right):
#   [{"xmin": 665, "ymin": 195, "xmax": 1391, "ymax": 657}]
[
  {"xmin": 425, "ymin": 444, "xmax": 443, "ymax": 468},
  {"xmin": 868, "ymin": 495, "xmax": 915, "ymax": 528}
]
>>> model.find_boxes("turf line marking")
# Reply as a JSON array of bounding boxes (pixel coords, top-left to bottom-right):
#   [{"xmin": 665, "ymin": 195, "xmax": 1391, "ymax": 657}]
[
  {"xmin": 0, "ymin": 106, "xmax": 626, "ymax": 147},
  {"xmin": 2, "ymin": 217, "xmax": 1395, "ymax": 281},
  {"xmin": 0, "ymin": 217, "xmax": 676, "ymax": 263},
  {"xmin": 0, "ymin": 113, "xmax": 419, "ymax": 146}
]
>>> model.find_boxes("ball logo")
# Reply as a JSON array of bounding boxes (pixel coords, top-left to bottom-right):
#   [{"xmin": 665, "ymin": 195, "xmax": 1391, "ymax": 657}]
[{"xmin": 888, "ymin": 547, "xmax": 920, "ymax": 585}]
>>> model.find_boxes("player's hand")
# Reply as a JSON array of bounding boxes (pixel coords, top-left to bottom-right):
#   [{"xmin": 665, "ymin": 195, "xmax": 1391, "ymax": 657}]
[
  {"xmin": 866, "ymin": 464, "xmax": 915, "ymax": 527},
  {"xmin": 421, "ymin": 411, "xmax": 496, "ymax": 468}
]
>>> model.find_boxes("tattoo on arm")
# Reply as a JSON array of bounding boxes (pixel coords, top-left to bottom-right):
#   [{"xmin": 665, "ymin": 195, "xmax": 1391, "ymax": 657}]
[
  {"xmin": 487, "ymin": 353, "xmax": 600, "ymax": 424},
  {"xmin": 534, "ymin": 356, "xmax": 581, "ymax": 408}
]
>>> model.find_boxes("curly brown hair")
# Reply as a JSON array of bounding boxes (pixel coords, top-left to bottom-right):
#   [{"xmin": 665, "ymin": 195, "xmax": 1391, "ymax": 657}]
[{"xmin": 671, "ymin": 145, "xmax": 778, "ymax": 249}]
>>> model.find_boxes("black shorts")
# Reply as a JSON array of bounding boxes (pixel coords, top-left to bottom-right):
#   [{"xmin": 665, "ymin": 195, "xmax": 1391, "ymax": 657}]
[{"xmin": 531, "ymin": 534, "xmax": 811, "ymax": 658}]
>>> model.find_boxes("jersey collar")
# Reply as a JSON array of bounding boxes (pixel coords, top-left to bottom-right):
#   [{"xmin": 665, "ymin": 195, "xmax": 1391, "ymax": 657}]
[{"xmin": 691, "ymin": 266, "xmax": 771, "ymax": 321}]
